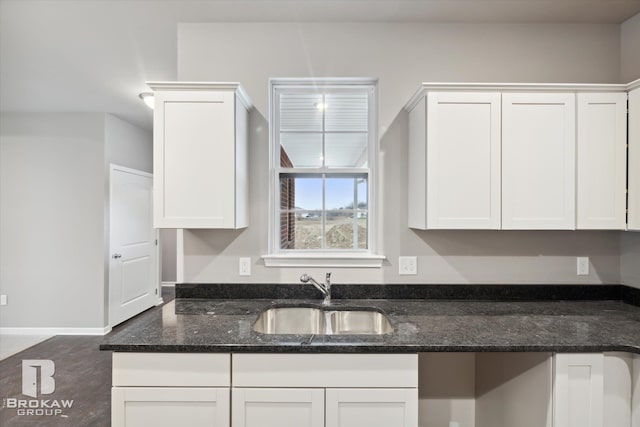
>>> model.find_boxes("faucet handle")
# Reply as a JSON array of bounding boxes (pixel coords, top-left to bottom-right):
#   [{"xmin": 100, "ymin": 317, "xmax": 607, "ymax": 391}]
[{"xmin": 325, "ymin": 272, "xmax": 331, "ymax": 283}]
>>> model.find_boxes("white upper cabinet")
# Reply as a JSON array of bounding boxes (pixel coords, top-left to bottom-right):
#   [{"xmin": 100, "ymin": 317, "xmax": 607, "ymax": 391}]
[
  {"xmin": 502, "ymin": 93, "xmax": 576, "ymax": 229},
  {"xmin": 408, "ymin": 91, "xmax": 501, "ymax": 229},
  {"xmin": 150, "ymin": 82, "xmax": 252, "ymax": 229},
  {"xmin": 629, "ymin": 86, "xmax": 640, "ymax": 231},
  {"xmin": 577, "ymin": 92, "xmax": 627, "ymax": 230}
]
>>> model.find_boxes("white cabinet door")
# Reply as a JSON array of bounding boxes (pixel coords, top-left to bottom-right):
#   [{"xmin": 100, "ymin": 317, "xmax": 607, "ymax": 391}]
[
  {"xmin": 603, "ymin": 352, "xmax": 633, "ymax": 427},
  {"xmin": 425, "ymin": 92, "xmax": 501, "ymax": 229},
  {"xmin": 554, "ymin": 353, "xmax": 604, "ymax": 427},
  {"xmin": 326, "ymin": 388, "xmax": 418, "ymax": 427},
  {"xmin": 152, "ymin": 84, "xmax": 250, "ymax": 229},
  {"xmin": 231, "ymin": 388, "xmax": 324, "ymax": 427},
  {"xmin": 629, "ymin": 88, "xmax": 640, "ymax": 231},
  {"xmin": 408, "ymin": 92, "xmax": 500, "ymax": 230},
  {"xmin": 112, "ymin": 387, "xmax": 229, "ymax": 427},
  {"xmin": 633, "ymin": 354, "xmax": 640, "ymax": 427},
  {"xmin": 577, "ymin": 93, "xmax": 627, "ymax": 229},
  {"xmin": 502, "ymin": 93, "xmax": 576, "ymax": 229}
]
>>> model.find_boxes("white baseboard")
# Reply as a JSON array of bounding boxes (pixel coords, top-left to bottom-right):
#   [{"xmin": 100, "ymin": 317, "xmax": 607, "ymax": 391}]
[
  {"xmin": 0, "ymin": 326, "xmax": 112, "ymax": 336},
  {"xmin": 161, "ymin": 281, "xmax": 176, "ymax": 287}
]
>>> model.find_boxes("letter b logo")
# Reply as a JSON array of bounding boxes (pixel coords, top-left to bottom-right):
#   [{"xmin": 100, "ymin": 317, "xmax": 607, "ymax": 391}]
[{"xmin": 22, "ymin": 360, "xmax": 55, "ymax": 398}]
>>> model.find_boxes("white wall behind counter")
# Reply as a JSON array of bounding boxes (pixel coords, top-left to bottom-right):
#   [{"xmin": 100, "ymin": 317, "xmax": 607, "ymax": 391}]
[{"xmin": 177, "ymin": 22, "xmax": 623, "ymax": 285}]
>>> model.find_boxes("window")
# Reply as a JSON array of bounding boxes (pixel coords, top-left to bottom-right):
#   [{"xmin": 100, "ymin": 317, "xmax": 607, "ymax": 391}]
[{"xmin": 265, "ymin": 79, "xmax": 382, "ymax": 267}]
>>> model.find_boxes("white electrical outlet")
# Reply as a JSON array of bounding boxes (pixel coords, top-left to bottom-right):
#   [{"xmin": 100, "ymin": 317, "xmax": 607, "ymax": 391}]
[
  {"xmin": 399, "ymin": 256, "xmax": 417, "ymax": 275},
  {"xmin": 0, "ymin": 295, "xmax": 6, "ymax": 305},
  {"xmin": 239, "ymin": 257, "xmax": 251, "ymax": 276},
  {"xmin": 577, "ymin": 257, "xmax": 589, "ymax": 276}
]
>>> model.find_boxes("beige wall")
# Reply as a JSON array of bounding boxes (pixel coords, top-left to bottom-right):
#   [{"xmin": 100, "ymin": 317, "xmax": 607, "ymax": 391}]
[
  {"xmin": 621, "ymin": 12, "xmax": 640, "ymax": 82},
  {"xmin": 0, "ymin": 113, "xmax": 107, "ymax": 328},
  {"xmin": 621, "ymin": 13, "xmax": 640, "ymax": 289},
  {"xmin": 621, "ymin": 233, "xmax": 640, "ymax": 289},
  {"xmin": 177, "ymin": 22, "xmax": 623, "ymax": 284},
  {"xmin": 0, "ymin": 112, "xmax": 153, "ymax": 329}
]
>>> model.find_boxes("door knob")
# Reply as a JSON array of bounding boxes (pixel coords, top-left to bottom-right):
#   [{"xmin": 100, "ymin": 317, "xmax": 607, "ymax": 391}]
[{"xmin": 112, "ymin": 253, "xmax": 122, "ymax": 259}]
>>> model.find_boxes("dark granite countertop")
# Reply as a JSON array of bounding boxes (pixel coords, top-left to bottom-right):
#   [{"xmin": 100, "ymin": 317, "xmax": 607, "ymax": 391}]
[{"xmin": 101, "ymin": 297, "xmax": 640, "ymax": 354}]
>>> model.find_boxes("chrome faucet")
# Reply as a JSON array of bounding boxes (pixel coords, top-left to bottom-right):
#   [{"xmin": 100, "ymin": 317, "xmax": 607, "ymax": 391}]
[{"xmin": 300, "ymin": 273, "xmax": 332, "ymax": 305}]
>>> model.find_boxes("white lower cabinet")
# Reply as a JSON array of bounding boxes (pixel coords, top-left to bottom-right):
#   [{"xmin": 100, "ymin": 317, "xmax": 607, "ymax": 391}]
[
  {"xmin": 554, "ymin": 353, "xmax": 605, "ymax": 427},
  {"xmin": 110, "ymin": 353, "xmax": 231, "ymax": 427},
  {"xmin": 633, "ymin": 354, "xmax": 640, "ymax": 427},
  {"xmin": 112, "ymin": 387, "xmax": 230, "ymax": 427},
  {"xmin": 231, "ymin": 353, "xmax": 419, "ymax": 427},
  {"xmin": 232, "ymin": 388, "xmax": 324, "ymax": 427},
  {"xmin": 110, "ymin": 352, "xmax": 640, "ymax": 427},
  {"xmin": 326, "ymin": 388, "xmax": 418, "ymax": 427},
  {"xmin": 554, "ymin": 352, "xmax": 635, "ymax": 427}
]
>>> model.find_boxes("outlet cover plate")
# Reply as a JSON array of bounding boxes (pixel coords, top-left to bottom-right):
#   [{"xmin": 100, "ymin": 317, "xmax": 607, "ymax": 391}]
[
  {"xmin": 239, "ymin": 257, "xmax": 251, "ymax": 276},
  {"xmin": 577, "ymin": 257, "xmax": 589, "ymax": 276},
  {"xmin": 399, "ymin": 256, "xmax": 417, "ymax": 275}
]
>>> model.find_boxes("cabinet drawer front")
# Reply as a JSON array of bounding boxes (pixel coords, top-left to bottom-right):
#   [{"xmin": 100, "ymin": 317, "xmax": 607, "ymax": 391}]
[
  {"xmin": 113, "ymin": 353, "xmax": 230, "ymax": 387},
  {"xmin": 233, "ymin": 353, "xmax": 418, "ymax": 388},
  {"xmin": 112, "ymin": 387, "xmax": 229, "ymax": 427},
  {"xmin": 326, "ymin": 388, "xmax": 418, "ymax": 427}
]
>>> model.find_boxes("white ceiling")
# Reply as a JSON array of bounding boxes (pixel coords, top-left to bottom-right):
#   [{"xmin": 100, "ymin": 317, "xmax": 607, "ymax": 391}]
[{"xmin": 2, "ymin": 0, "xmax": 640, "ymax": 131}]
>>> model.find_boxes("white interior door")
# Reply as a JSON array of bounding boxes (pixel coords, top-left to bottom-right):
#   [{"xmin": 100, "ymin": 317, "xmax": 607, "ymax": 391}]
[{"xmin": 109, "ymin": 165, "xmax": 157, "ymax": 327}]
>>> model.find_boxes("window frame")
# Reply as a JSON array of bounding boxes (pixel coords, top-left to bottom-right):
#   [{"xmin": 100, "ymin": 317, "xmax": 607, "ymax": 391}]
[{"xmin": 264, "ymin": 78, "xmax": 383, "ymax": 267}]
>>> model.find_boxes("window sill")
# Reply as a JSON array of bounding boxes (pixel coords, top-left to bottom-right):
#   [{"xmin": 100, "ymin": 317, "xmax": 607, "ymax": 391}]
[{"xmin": 262, "ymin": 253, "xmax": 385, "ymax": 268}]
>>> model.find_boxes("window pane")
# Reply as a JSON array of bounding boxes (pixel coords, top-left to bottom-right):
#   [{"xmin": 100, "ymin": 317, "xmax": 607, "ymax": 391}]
[
  {"xmin": 325, "ymin": 93, "xmax": 369, "ymax": 132},
  {"xmin": 280, "ymin": 175, "xmax": 322, "ymax": 211},
  {"xmin": 326, "ymin": 177, "xmax": 355, "ymax": 210},
  {"xmin": 325, "ymin": 133, "xmax": 368, "ymax": 167},
  {"xmin": 356, "ymin": 178, "xmax": 368, "ymax": 209},
  {"xmin": 280, "ymin": 133, "xmax": 323, "ymax": 168},
  {"xmin": 279, "ymin": 212, "xmax": 296, "ymax": 249},
  {"xmin": 294, "ymin": 212, "xmax": 322, "ymax": 249},
  {"xmin": 280, "ymin": 93, "xmax": 323, "ymax": 131},
  {"xmin": 326, "ymin": 214, "xmax": 367, "ymax": 250},
  {"xmin": 357, "ymin": 215, "xmax": 368, "ymax": 249}
]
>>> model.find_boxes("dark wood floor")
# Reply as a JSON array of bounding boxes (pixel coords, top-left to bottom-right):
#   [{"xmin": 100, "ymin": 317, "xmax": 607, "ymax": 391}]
[{"xmin": 0, "ymin": 287, "xmax": 175, "ymax": 427}]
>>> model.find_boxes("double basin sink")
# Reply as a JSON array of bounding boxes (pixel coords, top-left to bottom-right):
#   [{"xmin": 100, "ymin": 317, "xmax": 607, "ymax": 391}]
[{"xmin": 253, "ymin": 306, "xmax": 393, "ymax": 335}]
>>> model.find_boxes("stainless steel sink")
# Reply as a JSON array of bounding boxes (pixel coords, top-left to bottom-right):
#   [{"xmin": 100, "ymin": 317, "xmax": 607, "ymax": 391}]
[{"xmin": 252, "ymin": 306, "xmax": 393, "ymax": 335}]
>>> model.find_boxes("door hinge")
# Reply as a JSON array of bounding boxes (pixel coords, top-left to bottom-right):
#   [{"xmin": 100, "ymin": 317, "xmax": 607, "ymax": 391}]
[
  {"xmin": 155, "ymin": 288, "xmax": 158, "ymax": 295},
  {"xmin": 155, "ymin": 239, "xmax": 158, "ymax": 246}
]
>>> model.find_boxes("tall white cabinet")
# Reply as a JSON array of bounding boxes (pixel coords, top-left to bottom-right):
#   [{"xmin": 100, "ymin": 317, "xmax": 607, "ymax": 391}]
[
  {"xmin": 629, "ymin": 86, "xmax": 640, "ymax": 231},
  {"xmin": 576, "ymin": 92, "xmax": 627, "ymax": 230},
  {"xmin": 502, "ymin": 93, "xmax": 576, "ymax": 229},
  {"xmin": 408, "ymin": 91, "xmax": 501, "ymax": 229},
  {"xmin": 150, "ymin": 82, "xmax": 252, "ymax": 229}
]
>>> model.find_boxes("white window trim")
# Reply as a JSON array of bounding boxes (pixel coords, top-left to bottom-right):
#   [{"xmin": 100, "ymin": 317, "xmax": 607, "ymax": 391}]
[{"xmin": 264, "ymin": 78, "xmax": 384, "ymax": 268}]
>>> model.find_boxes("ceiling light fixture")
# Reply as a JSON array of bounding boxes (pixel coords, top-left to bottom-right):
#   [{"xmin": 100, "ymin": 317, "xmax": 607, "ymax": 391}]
[
  {"xmin": 139, "ymin": 92, "xmax": 154, "ymax": 109},
  {"xmin": 315, "ymin": 102, "xmax": 328, "ymax": 111}
]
